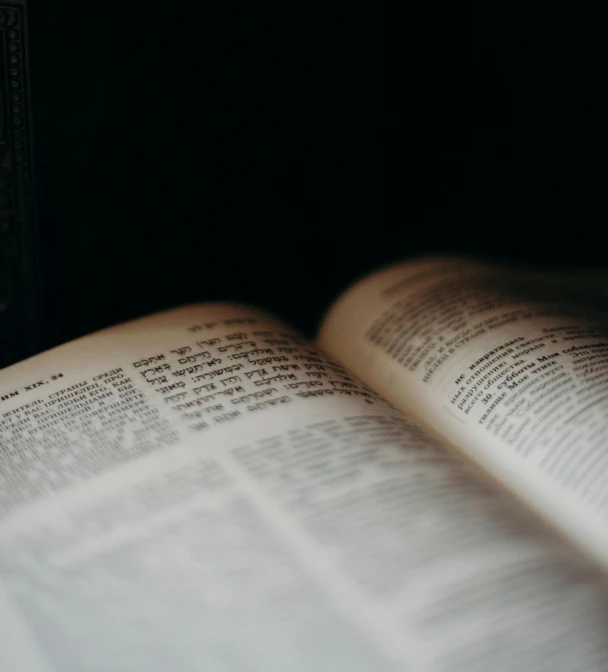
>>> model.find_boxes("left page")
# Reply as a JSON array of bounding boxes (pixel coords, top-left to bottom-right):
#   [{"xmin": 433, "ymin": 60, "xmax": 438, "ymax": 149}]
[{"xmin": 2, "ymin": 304, "xmax": 608, "ymax": 672}]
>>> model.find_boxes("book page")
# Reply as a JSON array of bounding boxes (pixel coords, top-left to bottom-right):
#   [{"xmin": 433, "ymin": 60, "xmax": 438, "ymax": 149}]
[
  {"xmin": 319, "ymin": 257, "xmax": 608, "ymax": 573},
  {"xmin": 2, "ymin": 304, "xmax": 608, "ymax": 671}
]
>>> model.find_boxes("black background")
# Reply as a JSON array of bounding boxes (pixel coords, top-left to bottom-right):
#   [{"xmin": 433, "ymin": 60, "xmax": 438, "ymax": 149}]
[{"xmin": 28, "ymin": 2, "xmax": 606, "ymax": 349}]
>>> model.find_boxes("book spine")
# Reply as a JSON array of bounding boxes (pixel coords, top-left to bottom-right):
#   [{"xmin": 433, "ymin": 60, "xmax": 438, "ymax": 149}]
[{"xmin": 0, "ymin": 0, "xmax": 40, "ymax": 369}]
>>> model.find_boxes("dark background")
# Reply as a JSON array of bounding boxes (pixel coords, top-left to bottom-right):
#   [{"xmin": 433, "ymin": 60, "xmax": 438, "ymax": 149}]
[{"xmin": 25, "ymin": 2, "xmax": 607, "ymax": 351}]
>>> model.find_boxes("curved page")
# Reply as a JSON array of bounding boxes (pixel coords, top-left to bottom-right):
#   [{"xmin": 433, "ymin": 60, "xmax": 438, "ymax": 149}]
[{"xmin": 319, "ymin": 257, "xmax": 608, "ymax": 574}]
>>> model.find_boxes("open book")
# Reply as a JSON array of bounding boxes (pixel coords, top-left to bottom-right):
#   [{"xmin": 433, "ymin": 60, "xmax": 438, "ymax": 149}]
[{"xmin": 2, "ymin": 256, "xmax": 608, "ymax": 671}]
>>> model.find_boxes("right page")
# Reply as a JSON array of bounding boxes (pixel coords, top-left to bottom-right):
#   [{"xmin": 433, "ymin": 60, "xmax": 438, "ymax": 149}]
[{"xmin": 319, "ymin": 256, "xmax": 608, "ymax": 572}]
